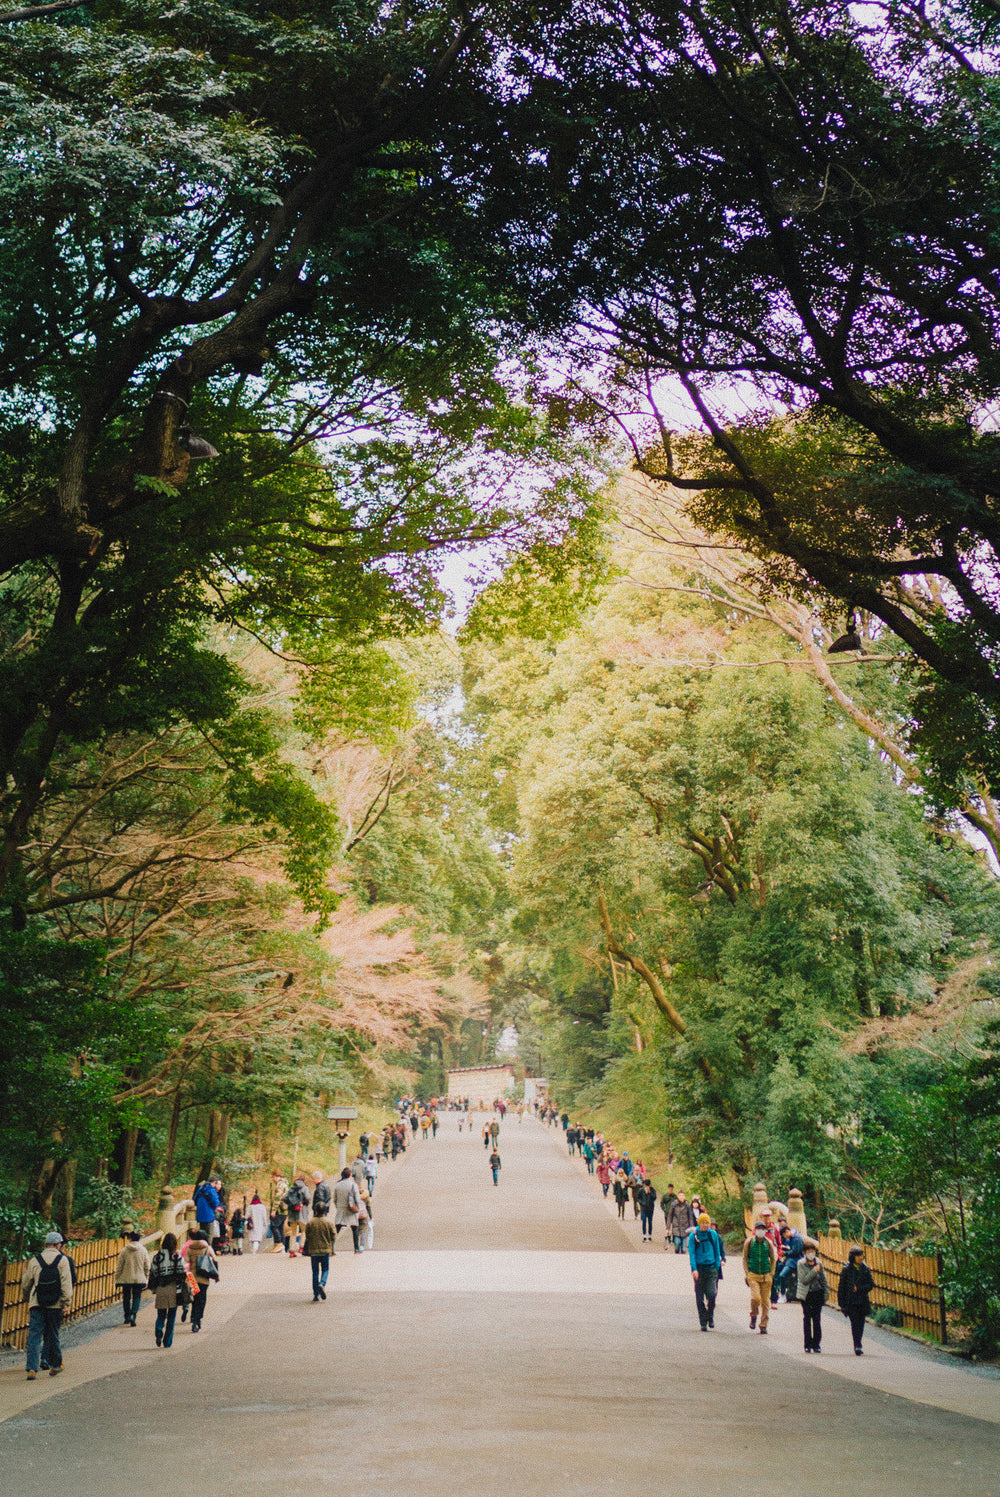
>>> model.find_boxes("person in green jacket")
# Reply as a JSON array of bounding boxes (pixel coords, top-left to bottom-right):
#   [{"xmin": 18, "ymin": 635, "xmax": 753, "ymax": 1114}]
[{"xmin": 742, "ymin": 1222, "xmax": 778, "ymax": 1334}]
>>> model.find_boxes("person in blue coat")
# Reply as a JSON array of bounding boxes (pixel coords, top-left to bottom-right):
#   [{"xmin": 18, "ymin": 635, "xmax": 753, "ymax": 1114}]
[
  {"xmin": 193, "ymin": 1177, "xmax": 222, "ymax": 1240},
  {"xmin": 688, "ymin": 1213, "xmax": 723, "ymax": 1330}
]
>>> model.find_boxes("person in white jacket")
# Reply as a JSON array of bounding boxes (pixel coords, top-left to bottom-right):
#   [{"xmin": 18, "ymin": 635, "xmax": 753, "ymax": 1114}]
[{"xmin": 246, "ymin": 1192, "xmax": 269, "ymax": 1252}]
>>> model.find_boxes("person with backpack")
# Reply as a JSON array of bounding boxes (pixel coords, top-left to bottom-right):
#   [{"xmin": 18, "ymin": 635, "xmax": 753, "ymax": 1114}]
[
  {"xmin": 148, "ymin": 1232, "xmax": 189, "ymax": 1348},
  {"xmin": 114, "ymin": 1230, "xmax": 151, "ymax": 1325},
  {"xmin": 283, "ymin": 1175, "xmax": 310, "ymax": 1256},
  {"xmin": 193, "ymin": 1176, "xmax": 223, "ymax": 1241},
  {"xmin": 688, "ymin": 1212, "xmax": 723, "ymax": 1330},
  {"xmin": 21, "ymin": 1229, "xmax": 74, "ymax": 1379}
]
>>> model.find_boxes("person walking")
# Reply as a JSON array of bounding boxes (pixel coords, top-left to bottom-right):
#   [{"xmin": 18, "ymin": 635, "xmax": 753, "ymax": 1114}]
[
  {"xmin": 489, "ymin": 1118, "xmax": 500, "ymax": 1146},
  {"xmin": 334, "ymin": 1167, "xmax": 362, "ymax": 1253},
  {"xmin": 666, "ymin": 1191, "xmax": 695, "ymax": 1253},
  {"xmin": 613, "ymin": 1171, "xmax": 629, "ymax": 1220},
  {"xmin": 114, "ymin": 1230, "xmax": 151, "ymax": 1326},
  {"xmin": 597, "ymin": 1158, "xmax": 613, "ymax": 1198},
  {"xmin": 304, "ymin": 1208, "xmax": 336, "ymax": 1300},
  {"xmin": 837, "ymin": 1245, "xmax": 876, "ymax": 1355},
  {"xmin": 148, "ymin": 1233, "xmax": 188, "ymax": 1348},
  {"xmin": 363, "ymin": 1153, "xmax": 378, "ymax": 1196},
  {"xmin": 688, "ymin": 1213, "xmax": 723, "ymax": 1330},
  {"xmin": 638, "ymin": 1180, "xmax": 658, "ymax": 1242},
  {"xmin": 742, "ymin": 1221, "xmax": 777, "ymax": 1334},
  {"xmin": 186, "ymin": 1230, "xmax": 219, "ymax": 1332},
  {"xmin": 489, "ymin": 1148, "xmax": 502, "ymax": 1185},
  {"xmin": 247, "ymin": 1192, "xmax": 269, "ymax": 1252},
  {"xmin": 21, "ymin": 1230, "xmax": 74, "ymax": 1379},
  {"xmin": 311, "ymin": 1169, "xmax": 332, "ymax": 1217},
  {"xmin": 797, "ymin": 1241, "xmax": 829, "ymax": 1352},
  {"xmin": 482, "ymin": 1122, "xmax": 491, "ymax": 1150},
  {"xmin": 283, "ymin": 1175, "xmax": 311, "ymax": 1255},
  {"xmin": 193, "ymin": 1175, "xmax": 223, "ymax": 1242}
]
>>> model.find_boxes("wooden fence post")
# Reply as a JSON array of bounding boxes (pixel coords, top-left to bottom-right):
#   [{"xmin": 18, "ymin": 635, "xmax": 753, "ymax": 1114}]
[{"xmin": 937, "ymin": 1251, "xmax": 948, "ymax": 1345}]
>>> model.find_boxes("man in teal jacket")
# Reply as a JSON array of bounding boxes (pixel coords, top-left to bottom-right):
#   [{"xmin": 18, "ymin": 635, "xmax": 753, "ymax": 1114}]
[{"xmin": 688, "ymin": 1212, "xmax": 723, "ymax": 1330}]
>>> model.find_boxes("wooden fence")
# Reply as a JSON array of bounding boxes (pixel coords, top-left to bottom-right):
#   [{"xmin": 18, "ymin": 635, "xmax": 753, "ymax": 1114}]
[
  {"xmin": 817, "ymin": 1235, "xmax": 947, "ymax": 1345},
  {"xmin": 0, "ymin": 1229, "xmax": 177, "ymax": 1352}
]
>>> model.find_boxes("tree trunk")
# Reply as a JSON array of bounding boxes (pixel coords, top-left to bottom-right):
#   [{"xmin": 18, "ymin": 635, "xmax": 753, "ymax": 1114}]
[
  {"xmin": 54, "ymin": 1159, "xmax": 76, "ymax": 1235},
  {"xmin": 162, "ymin": 1088, "xmax": 183, "ymax": 1184}
]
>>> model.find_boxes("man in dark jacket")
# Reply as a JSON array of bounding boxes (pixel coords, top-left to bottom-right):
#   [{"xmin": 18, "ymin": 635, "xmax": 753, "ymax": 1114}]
[
  {"xmin": 837, "ymin": 1245, "xmax": 876, "ymax": 1355},
  {"xmin": 311, "ymin": 1170, "xmax": 332, "ymax": 1216},
  {"xmin": 638, "ymin": 1181, "xmax": 658, "ymax": 1242},
  {"xmin": 666, "ymin": 1192, "xmax": 695, "ymax": 1253}
]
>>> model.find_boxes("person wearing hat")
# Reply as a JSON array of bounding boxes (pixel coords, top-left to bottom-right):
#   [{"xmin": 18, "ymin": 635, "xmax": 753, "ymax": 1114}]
[
  {"xmin": 21, "ymin": 1230, "xmax": 74, "ymax": 1379},
  {"xmin": 688, "ymin": 1212, "xmax": 723, "ymax": 1330},
  {"xmin": 742, "ymin": 1221, "xmax": 778, "ymax": 1333}
]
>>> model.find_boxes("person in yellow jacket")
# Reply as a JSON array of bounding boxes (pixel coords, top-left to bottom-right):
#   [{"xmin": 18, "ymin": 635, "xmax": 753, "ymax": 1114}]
[{"xmin": 742, "ymin": 1222, "xmax": 778, "ymax": 1334}]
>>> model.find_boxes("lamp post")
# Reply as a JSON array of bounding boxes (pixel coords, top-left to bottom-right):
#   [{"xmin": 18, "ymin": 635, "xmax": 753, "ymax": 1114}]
[{"xmin": 327, "ymin": 1106, "xmax": 358, "ymax": 1171}]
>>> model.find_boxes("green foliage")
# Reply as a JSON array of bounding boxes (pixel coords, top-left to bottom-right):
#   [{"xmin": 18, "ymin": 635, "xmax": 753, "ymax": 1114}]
[{"xmin": 79, "ymin": 1178, "xmax": 136, "ymax": 1239}]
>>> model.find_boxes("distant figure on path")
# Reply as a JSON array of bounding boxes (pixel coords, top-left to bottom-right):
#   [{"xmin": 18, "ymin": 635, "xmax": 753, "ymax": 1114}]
[
  {"xmin": 482, "ymin": 1123, "xmax": 491, "ymax": 1149},
  {"xmin": 22, "ymin": 1230, "xmax": 73, "ymax": 1380},
  {"xmin": 837, "ymin": 1245, "xmax": 875, "ymax": 1355},
  {"xmin": 638, "ymin": 1180, "xmax": 658, "ymax": 1242},
  {"xmin": 364, "ymin": 1153, "xmax": 378, "ymax": 1195},
  {"xmin": 334, "ymin": 1167, "xmax": 362, "ymax": 1253},
  {"xmin": 742, "ymin": 1221, "xmax": 777, "ymax": 1334},
  {"xmin": 186, "ymin": 1230, "xmax": 218, "ymax": 1332},
  {"xmin": 247, "ymin": 1193, "xmax": 269, "ymax": 1252},
  {"xmin": 688, "ymin": 1213, "xmax": 723, "ymax": 1330},
  {"xmin": 489, "ymin": 1118, "xmax": 500, "ymax": 1145},
  {"xmin": 115, "ymin": 1230, "xmax": 151, "ymax": 1325},
  {"xmin": 666, "ymin": 1191, "xmax": 695, "ymax": 1253},
  {"xmin": 597, "ymin": 1158, "xmax": 612, "ymax": 1197},
  {"xmin": 489, "ymin": 1148, "xmax": 502, "ymax": 1185},
  {"xmin": 613, "ymin": 1171, "xmax": 629, "ymax": 1220},
  {"xmin": 797, "ymin": 1241, "xmax": 829, "ymax": 1352}
]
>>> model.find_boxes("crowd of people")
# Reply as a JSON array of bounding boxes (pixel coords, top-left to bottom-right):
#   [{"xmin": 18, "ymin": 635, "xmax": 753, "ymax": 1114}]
[
  {"xmin": 547, "ymin": 1102, "xmax": 879, "ymax": 1355},
  {"xmin": 20, "ymin": 1094, "xmax": 882, "ymax": 1378}
]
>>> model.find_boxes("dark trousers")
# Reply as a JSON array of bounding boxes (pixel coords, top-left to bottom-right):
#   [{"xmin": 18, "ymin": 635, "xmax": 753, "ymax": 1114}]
[
  {"xmin": 26, "ymin": 1306, "xmax": 62, "ymax": 1372},
  {"xmin": 311, "ymin": 1255, "xmax": 330, "ymax": 1296},
  {"xmin": 802, "ymin": 1294, "xmax": 823, "ymax": 1349},
  {"xmin": 640, "ymin": 1207, "xmax": 654, "ymax": 1237},
  {"xmin": 121, "ymin": 1284, "xmax": 142, "ymax": 1321},
  {"xmin": 155, "ymin": 1306, "xmax": 177, "ymax": 1347},
  {"xmin": 848, "ymin": 1307, "xmax": 867, "ymax": 1349},
  {"xmin": 336, "ymin": 1223, "xmax": 360, "ymax": 1251},
  {"xmin": 694, "ymin": 1268, "xmax": 719, "ymax": 1327},
  {"xmin": 191, "ymin": 1284, "xmax": 208, "ymax": 1327}
]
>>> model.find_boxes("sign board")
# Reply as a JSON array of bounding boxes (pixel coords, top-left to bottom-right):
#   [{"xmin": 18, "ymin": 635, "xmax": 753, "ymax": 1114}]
[{"xmin": 326, "ymin": 1106, "xmax": 358, "ymax": 1121}]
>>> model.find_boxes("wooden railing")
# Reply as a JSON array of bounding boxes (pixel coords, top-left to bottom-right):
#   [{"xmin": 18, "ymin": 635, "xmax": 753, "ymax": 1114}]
[{"xmin": 1, "ymin": 1221, "xmax": 190, "ymax": 1351}]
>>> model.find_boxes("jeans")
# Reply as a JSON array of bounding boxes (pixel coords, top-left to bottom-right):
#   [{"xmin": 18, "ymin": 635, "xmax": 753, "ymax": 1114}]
[
  {"xmin": 694, "ymin": 1268, "xmax": 719, "ymax": 1328},
  {"xmin": 673, "ymin": 1235, "xmax": 686, "ymax": 1254},
  {"xmin": 26, "ymin": 1306, "xmax": 62, "ymax": 1373},
  {"xmin": 155, "ymin": 1307, "xmax": 178, "ymax": 1346},
  {"xmin": 311, "ymin": 1255, "xmax": 330, "ymax": 1296},
  {"xmin": 640, "ymin": 1207, "xmax": 654, "ymax": 1237},
  {"xmin": 191, "ymin": 1284, "xmax": 208, "ymax": 1327},
  {"xmin": 121, "ymin": 1284, "xmax": 142, "ymax": 1321},
  {"xmin": 491, "ymin": 1166, "xmax": 500, "ymax": 1184},
  {"xmin": 601, "ymin": 1182, "xmax": 609, "ymax": 1196},
  {"xmin": 802, "ymin": 1293, "xmax": 823, "ymax": 1350},
  {"xmin": 586, "ymin": 1157, "xmax": 595, "ymax": 1174}
]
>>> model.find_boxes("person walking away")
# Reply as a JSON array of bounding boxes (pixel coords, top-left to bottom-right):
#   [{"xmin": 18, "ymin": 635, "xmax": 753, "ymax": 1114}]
[
  {"xmin": 269, "ymin": 1170, "xmax": 288, "ymax": 1253},
  {"xmin": 115, "ymin": 1230, "xmax": 151, "ymax": 1325},
  {"xmin": 363, "ymin": 1153, "xmax": 378, "ymax": 1196},
  {"xmin": 837, "ymin": 1245, "xmax": 876, "ymax": 1355},
  {"xmin": 22, "ymin": 1230, "xmax": 73, "ymax": 1379},
  {"xmin": 431, "ymin": 1113, "xmax": 439, "ymax": 1137},
  {"xmin": 743, "ymin": 1221, "xmax": 777, "ymax": 1334},
  {"xmin": 638, "ymin": 1180, "xmax": 658, "ymax": 1242},
  {"xmin": 797, "ymin": 1241, "xmax": 828, "ymax": 1352},
  {"xmin": 304, "ymin": 1207, "xmax": 336, "ymax": 1299},
  {"xmin": 193, "ymin": 1175, "xmax": 223, "ymax": 1242},
  {"xmin": 283, "ymin": 1175, "xmax": 310, "ymax": 1255},
  {"xmin": 247, "ymin": 1193, "xmax": 269, "ymax": 1252},
  {"xmin": 666, "ymin": 1191, "xmax": 695, "ymax": 1253},
  {"xmin": 186, "ymin": 1230, "xmax": 219, "ymax": 1331},
  {"xmin": 359, "ymin": 1131, "xmax": 370, "ymax": 1160},
  {"xmin": 489, "ymin": 1148, "xmax": 502, "ymax": 1185},
  {"xmin": 333, "ymin": 1167, "xmax": 362, "ymax": 1253},
  {"xmin": 148, "ymin": 1233, "xmax": 188, "ymax": 1347},
  {"xmin": 688, "ymin": 1213, "xmax": 723, "ymax": 1330},
  {"xmin": 311, "ymin": 1169, "xmax": 332, "ymax": 1218}
]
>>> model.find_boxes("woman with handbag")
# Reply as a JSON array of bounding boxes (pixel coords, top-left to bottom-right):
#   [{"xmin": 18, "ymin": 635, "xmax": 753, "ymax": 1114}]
[
  {"xmin": 148, "ymin": 1233, "xmax": 188, "ymax": 1348},
  {"xmin": 183, "ymin": 1230, "xmax": 219, "ymax": 1332}
]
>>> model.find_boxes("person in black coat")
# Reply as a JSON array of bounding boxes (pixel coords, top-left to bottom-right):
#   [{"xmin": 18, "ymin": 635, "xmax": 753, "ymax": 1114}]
[{"xmin": 837, "ymin": 1245, "xmax": 876, "ymax": 1355}]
